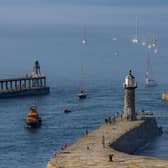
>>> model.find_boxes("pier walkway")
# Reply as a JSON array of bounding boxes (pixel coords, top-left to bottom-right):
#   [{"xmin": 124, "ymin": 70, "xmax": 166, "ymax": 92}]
[{"xmin": 47, "ymin": 119, "xmax": 168, "ymax": 168}]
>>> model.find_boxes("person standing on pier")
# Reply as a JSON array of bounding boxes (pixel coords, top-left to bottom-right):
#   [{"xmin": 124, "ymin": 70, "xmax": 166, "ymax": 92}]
[{"xmin": 102, "ymin": 135, "xmax": 105, "ymax": 148}]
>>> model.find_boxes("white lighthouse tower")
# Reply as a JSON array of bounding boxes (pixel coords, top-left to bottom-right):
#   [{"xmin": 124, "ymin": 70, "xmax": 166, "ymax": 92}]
[{"xmin": 123, "ymin": 70, "xmax": 137, "ymax": 121}]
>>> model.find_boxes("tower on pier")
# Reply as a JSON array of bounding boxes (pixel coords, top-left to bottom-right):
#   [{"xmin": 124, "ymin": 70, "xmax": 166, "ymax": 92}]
[
  {"xmin": 32, "ymin": 60, "xmax": 41, "ymax": 78},
  {"xmin": 123, "ymin": 70, "xmax": 137, "ymax": 121}
]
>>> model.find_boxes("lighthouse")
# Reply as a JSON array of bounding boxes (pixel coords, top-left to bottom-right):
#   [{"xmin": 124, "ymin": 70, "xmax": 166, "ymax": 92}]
[{"xmin": 123, "ymin": 70, "xmax": 137, "ymax": 121}]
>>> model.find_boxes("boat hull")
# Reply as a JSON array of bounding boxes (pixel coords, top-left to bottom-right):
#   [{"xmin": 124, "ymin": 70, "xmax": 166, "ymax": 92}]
[
  {"xmin": 0, "ymin": 87, "xmax": 49, "ymax": 98},
  {"xmin": 78, "ymin": 94, "xmax": 87, "ymax": 99},
  {"xmin": 64, "ymin": 109, "xmax": 71, "ymax": 113},
  {"xmin": 145, "ymin": 84, "xmax": 157, "ymax": 87},
  {"xmin": 25, "ymin": 119, "xmax": 42, "ymax": 128},
  {"xmin": 145, "ymin": 82, "xmax": 158, "ymax": 87}
]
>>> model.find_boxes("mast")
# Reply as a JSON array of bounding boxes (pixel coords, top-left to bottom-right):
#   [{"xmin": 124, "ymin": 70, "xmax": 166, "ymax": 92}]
[
  {"xmin": 80, "ymin": 25, "xmax": 86, "ymax": 92},
  {"xmin": 135, "ymin": 16, "xmax": 138, "ymax": 39},
  {"xmin": 79, "ymin": 64, "xmax": 84, "ymax": 92},
  {"xmin": 82, "ymin": 24, "xmax": 87, "ymax": 45},
  {"xmin": 132, "ymin": 16, "xmax": 138, "ymax": 44}
]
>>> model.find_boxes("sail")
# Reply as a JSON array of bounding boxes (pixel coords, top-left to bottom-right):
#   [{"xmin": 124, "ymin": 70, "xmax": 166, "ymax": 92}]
[
  {"xmin": 145, "ymin": 56, "xmax": 150, "ymax": 84},
  {"xmin": 79, "ymin": 64, "xmax": 84, "ymax": 92},
  {"xmin": 145, "ymin": 55, "xmax": 157, "ymax": 87}
]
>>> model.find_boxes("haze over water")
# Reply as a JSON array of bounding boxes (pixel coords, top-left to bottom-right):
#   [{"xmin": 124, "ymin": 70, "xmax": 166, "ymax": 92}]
[
  {"xmin": 1, "ymin": 1, "xmax": 168, "ymax": 168},
  {"xmin": 0, "ymin": 0, "xmax": 168, "ymax": 84}
]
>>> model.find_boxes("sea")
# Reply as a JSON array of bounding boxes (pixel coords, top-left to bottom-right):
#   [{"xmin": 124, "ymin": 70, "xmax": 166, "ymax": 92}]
[{"xmin": 1, "ymin": 1, "xmax": 168, "ymax": 168}]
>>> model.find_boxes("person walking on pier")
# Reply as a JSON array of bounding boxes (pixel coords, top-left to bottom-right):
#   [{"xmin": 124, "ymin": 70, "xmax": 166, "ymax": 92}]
[{"xmin": 85, "ymin": 129, "xmax": 88, "ymax": 136}]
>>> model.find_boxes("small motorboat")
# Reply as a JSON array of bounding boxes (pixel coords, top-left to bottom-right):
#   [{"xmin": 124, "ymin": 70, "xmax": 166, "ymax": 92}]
[
  {"xmin": 25, "ymin": 106, "xmax": 42, "ymax": 128},
  {"xmin": 64, "ymin": 108, "xmax": 71, "ymax": 113}
]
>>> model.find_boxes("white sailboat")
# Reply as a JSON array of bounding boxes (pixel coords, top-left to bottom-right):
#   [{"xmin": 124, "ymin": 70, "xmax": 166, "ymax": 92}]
[
  {"xmin": 145, "ymin": 55, "xmax": 157, "ymax": 87},
  {"xmin": 78, "ymin": 65, "xmax": 87, "ymax": 99},
  {"xmin": 132, "ymin": 16, "xmax": 139, "ymax": 44},
  {"xmin": 78, "ymin": 25, "xmax": 87, "ymax": 99}
]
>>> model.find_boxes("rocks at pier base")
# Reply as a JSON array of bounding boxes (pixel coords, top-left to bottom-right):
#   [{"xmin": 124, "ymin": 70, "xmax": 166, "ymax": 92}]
[{"xmin": 46, "ymin": 117, "xmax": 168, "ymax": 168}]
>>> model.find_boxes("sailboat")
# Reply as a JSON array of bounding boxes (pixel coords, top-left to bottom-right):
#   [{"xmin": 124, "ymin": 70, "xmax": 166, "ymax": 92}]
[
  {"xmin": 145, "ymin": 55, "xmax": 157, "ymax": 87},
  {"xmin": 78, "ymin": 65, "xmax": 87, "ymax": 99},
  {"xmin": 132, "ymin": 16, "xmax": 139, "ymax": 44}
]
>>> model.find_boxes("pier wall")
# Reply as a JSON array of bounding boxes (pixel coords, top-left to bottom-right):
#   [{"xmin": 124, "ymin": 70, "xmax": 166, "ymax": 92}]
[
  {"xmin": 46, "ymin": 117, "xmax": 168, "ymax": 168},
  {"xmin": 111, "ymin": 117, "xmax": 161, "ymax": 154}
]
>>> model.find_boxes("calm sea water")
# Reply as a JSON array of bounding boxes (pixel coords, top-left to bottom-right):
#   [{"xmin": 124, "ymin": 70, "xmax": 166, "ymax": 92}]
[
  {"xmin": 0, "ymin": 1, "xmax": 168, "ymax": 168},
  {"xmin": 0, "ymin": 82, "xmax": 168, "ymax": 168}
]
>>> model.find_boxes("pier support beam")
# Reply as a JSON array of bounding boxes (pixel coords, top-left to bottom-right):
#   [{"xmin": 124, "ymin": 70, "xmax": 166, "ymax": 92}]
[
  {"xmin": 15, "ymin": 80, "xmax": 17, "ymax": 90},
  {"xmin": 44, "ymin": 78, "xmax": 46, "ymax": 87},
  {"xmin": 10, "ymin": 81, "xmax": 12, "ymax": 90},
  {"xmin": 24, "ymin": 79, "xmax": 26, "ymax": 89},
  {"xmin": 28, "ymin": 79, "xmax": 31, "ymax": 88},
  {"xmin": 40, "ymin": 79, "xmax": 43, "ymax": 87},
  {"xmin": 1, "ymin": 82, "xmax": 3, "ymax": 91},
  {"xmin": 19, "ymin": 80, "xmax": 22, "ymax": 90},
  {"xmin": 5, "ymin": 81, "xmax": 8, "ymax": 90}
]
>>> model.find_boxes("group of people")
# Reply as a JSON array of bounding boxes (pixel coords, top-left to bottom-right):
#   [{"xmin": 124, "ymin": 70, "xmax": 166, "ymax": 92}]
[{"xmin": 104, "ymin": 112, "xmax": 123, "ymax": 125}]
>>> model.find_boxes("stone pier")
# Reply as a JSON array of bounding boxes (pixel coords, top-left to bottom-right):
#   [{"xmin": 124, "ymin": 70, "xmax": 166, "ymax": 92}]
[{"xmin": 46, "ymin": 116, "xmax": 168, "ymax": 168}]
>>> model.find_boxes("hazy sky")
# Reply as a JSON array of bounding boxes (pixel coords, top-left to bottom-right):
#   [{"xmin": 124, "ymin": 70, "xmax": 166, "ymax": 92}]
[
  {"xmin": 0, "ymin": 0, "xmax": 167, "ymax": 25},
  {"xmin": 0, "ymin": 0, "xmax": 168, "ymax": 85}
]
